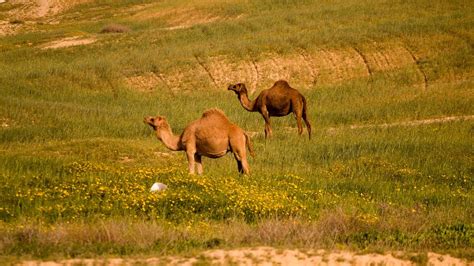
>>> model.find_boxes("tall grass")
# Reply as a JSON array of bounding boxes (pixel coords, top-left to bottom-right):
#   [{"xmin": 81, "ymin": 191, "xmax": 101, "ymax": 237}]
[{"xmin": 0, "ymin": 0, "xmax": 472, "ymax": 261}]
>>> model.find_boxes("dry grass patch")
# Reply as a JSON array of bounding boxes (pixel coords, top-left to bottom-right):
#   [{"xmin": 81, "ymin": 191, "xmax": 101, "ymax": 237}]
[{"xmin": 41, "ymin": 36, "xmax": 97, "ymax": 49}]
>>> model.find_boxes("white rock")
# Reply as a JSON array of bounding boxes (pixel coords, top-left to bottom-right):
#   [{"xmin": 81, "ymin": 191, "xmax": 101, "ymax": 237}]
[{"xmin": 150, "ymin": 182, "xmax": 167, "ymax": 192}]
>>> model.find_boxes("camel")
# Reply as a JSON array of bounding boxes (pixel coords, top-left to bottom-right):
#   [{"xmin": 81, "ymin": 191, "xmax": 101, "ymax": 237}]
[
  {"xmin": 144, "ymin": 108, "xmax": 254, "ymax": 175},
  {"xmin": 228, "ymin": 80, "xmax": 312, "ymax": 139}
]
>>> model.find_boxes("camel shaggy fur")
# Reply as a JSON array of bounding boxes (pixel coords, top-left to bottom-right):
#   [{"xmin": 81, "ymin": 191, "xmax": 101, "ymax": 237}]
[
  {"xmin": 228, "ymin": 80, "xmax": 312, "ymax": 139},
  {"xmin": 144, "ymin": 108, "xmax": 254, "ymax": 175}
]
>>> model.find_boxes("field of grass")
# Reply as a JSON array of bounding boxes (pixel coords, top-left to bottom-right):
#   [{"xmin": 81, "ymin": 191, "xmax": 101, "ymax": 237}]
[{"xmin": 0, "ymin": 0, "xmax": 473, "ymax": 262}]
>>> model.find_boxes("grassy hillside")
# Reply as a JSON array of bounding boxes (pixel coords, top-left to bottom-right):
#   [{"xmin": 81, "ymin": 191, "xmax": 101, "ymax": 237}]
[{"xmin": 0, "ymin": 0, "xmax": 473, "ymax": 261}]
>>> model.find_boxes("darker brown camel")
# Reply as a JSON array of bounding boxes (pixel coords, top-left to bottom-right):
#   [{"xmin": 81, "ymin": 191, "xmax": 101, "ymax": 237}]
[
  {"xmin": 228, "ymin": 80, "xmax": 312, "ymax": 139},
  {"xmin": 144, "ymin": 108, "xmax": 254, "ymax": 175}
]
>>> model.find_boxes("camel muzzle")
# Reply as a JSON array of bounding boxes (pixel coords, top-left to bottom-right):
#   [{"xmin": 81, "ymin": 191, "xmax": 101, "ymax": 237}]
[
  {"xmin": 144, "ymin": 118, "xmax": 157, "ymax": 131},
  {"xmin": 144, "ymin": 117, "xmax": 154, "ymax": 126}
]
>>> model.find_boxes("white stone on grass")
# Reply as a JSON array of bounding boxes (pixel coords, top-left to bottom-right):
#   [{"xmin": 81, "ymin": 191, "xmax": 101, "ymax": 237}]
[{"xmin": 150, "ymin": 182, "xmax": 167, "ymax": 192}]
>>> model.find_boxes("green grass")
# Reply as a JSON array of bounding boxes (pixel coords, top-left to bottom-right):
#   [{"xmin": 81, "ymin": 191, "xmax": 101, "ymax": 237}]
[{"xmin": 0, "ymin": 0, "xmax": 473, "ymax": 261}]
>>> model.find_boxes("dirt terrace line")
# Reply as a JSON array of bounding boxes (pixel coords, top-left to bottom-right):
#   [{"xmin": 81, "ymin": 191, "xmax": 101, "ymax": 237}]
[
  {"xmin": 194, "ymin": 55, "xmax": 219, "ymax": 89},
  {"xmin": 403, "ymin": 45, "xmax": 428, "ymax": 91},
  {"xmin": 298, "ymin": 48, "xmax": 318, "ymax": 86}
]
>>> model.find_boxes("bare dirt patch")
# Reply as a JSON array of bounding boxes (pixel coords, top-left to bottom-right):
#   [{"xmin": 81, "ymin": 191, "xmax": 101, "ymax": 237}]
[
  {"xmin": 11, "ymin": 0, "xmax": 91, "ymax": 19},
  {"xmin": 126, "ymin": 65, "xmax": 212, "ymax": 94},
  {"xmin": 348, "ymin": 115, "xmax": 474, "ymax": 129},
  {"xmin": 41, "ymin": 36, "xmax": 96, "ymax": 49},
  {"xmin": 125, "ymin": 72, "xmax": 166, "ymax": 93},
  {"xmin": 362, "ymin": 42, "xmax": 415, "ymax": 73},
  {"xmin": 1, "ymin": 117, "xmax": 13, "ymax": 128},
  {"xmin": 18, "ymin": 247, "xmax": 472, "ymax": 265},
  {"xmin": 314, "ymin": 48, "xmax": 369, "ymax": 84},
  {"xmin": 0, "ymin": 0, "xmax": 91, "ymax": 35},
  {"xmin": 134, "ymin": 7, "xmax": 223, "ymax": 30},
  {"xmin": 205, "ymin": 56, "xmax": 259, "ymax": 93},
  {"xmin": 126, "ymin": 43, "xmax": 423, "ymax": 93},
  {"xmin": 327, "ymin": 115, "xmax": 474, "ymax": 134},
  {"xmin": 6, "ymin": 0, "xmax": 91, "ymax": 19},
  {"xmin": 154, "ymin": 151, "xmax": 174, "ymax": 158},
  {"xmin": 0, "ymin": 20, "xmax": 22, "ymax": 36},
  {"xmin": 254, "ymin": 53, "xmax": 315, "ymax": 92},
  {"xmin": 118, "ymin": 156, "xmax": 134, "ymax": 163},
  {"xmin": 165, "ymin": 9, "xmax": 221, "ymax": 31},
  {"xmin": 164, "ymin": 65, "xmax": 211, "ymax": 93}
]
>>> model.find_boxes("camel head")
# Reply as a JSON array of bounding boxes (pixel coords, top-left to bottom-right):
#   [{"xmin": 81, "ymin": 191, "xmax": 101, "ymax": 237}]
[
  {"xmin": 227, "ymin": 83, "xmax": 248, "ymax": 94},
  {"xmin": 144, "ymin": 115, "xmax": 170, "ymax": 132}
]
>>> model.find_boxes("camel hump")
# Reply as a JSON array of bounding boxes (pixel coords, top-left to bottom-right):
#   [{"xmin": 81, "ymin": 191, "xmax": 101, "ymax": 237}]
[
  {"xmin": 201, "ymin": 108, "xmax": 229, "ymax": 120},
  {"xmin": 273, "ymin": 80, "xmax": 291, "ymax": 88}
]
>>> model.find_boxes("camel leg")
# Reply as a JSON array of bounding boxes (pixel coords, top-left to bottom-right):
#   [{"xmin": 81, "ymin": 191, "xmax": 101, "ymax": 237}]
[
  {"xmin": 233, "ymin": 153, "xmax": 250, "ymax": 175},
  {"xmin": 294, "ymin": 111, "xmax": 304, "ymax": 135},
  {"xmin": 232, "ymin": 148, "xmax": 244, "ymax": 174},
  {"xmin": 240, "ymin": 156, "xmax": 250, "ymax": 175},
  {"xmin": 230, "ymin": 135, "xmax": 250, "ymax": 175},
  {"xmin": 194, "ymin": 154, "xmax": 203, "ymax": 175},
  {"xmin": 186, "ymin": 150, "xmax": 196, "ymax": 175},
  {"xmin": 236, "ymin": 160, "xmax": 243, "ymax": 174},
  {"xmin": 261, "ymin": 107, "xmax": 272, "ymax": 138},
  {"xmin": 301, "ymin": 97, "xmax": 312, "ymax": 139},
  {"xmin": 291, "ymin": 99, "xmax": 304, "ymax": 135},
  {"xmin": 303, "ymin": 111, "xmax": 312, "ymax": 139}
]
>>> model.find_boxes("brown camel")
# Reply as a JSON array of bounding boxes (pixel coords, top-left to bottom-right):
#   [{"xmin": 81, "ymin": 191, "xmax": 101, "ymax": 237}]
[
  {"xmin": 228, "ymin": 80, "xmax": 312, "ymax": 139},
  {"xmin": 144, "ymin": 108, "xmax": 254, "ymax": 175}
]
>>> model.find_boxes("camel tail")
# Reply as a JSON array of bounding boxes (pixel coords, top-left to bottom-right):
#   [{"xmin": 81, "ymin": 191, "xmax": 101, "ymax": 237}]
[
  {"xmin": 244, "ymin": 132, "xmax": 255, "ymax": 157},
  {"xmin": 302, "ymin": 96, "xmax": 312, "ymax": 140}
]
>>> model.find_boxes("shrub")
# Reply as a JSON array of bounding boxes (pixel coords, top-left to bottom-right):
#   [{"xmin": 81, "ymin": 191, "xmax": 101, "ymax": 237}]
[
  {"xmin": 100, "ymin": 24, "xmax": 130, "ymax": 34},
  {"xmin": 10, "ymin": 19, "xmax": 24, "ymax": 24}
]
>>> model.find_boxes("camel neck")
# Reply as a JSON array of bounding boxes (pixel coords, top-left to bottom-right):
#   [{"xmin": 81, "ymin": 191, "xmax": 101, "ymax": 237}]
[
  {"xmin": 238, "ymin": 92, "xmax": 257, "ymax": 112},
  {"xmin": 155, "ymin": 128, "xmax": 182, "ymax": 151}
]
